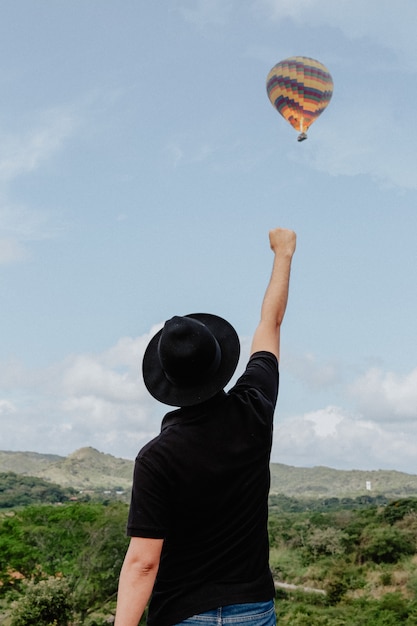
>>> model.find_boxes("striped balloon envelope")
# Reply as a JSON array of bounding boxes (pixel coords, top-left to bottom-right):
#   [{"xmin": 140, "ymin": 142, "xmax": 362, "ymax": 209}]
[{"xmin": 266, "ymin": 56, "xmax": 333, "ymax": 141}]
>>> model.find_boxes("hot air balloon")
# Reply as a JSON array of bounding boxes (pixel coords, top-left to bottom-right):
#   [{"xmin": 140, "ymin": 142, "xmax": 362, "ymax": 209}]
[{"xmin": 266, "ymin": 56, "xmax": 333, "ymax": 141}]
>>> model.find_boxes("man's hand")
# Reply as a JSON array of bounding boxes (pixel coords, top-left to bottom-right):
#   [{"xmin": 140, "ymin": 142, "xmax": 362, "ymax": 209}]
[{"xmin": 269, "ymin": 228, "xmax": 297, "ymax": 257}]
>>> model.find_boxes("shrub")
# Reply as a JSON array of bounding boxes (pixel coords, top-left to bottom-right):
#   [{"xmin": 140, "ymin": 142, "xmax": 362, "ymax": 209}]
[
  {"xmin": 379, "ymin": 592, "xmax": 409, "ymax": 620},
  {"xmin": 406, "ymin": 571, "xmax": 417, "ymax": 596},
  {"xmin": 380, "ymin": 569, "xmax": 393, "ymax": 586},
  {"xmin": 359, "ymin": 526, "xmax": 415, "ymax": 564},
  {"xmin": 10, "ymin": 577, "xmax": 73, "ymax": 626},
  {"xmin": 325, "ymin": 573, "xmax": 348, "ymax": 605},
  {"xmin": 324, "ymin": 561, "xmax": 366, "ymax": 606},
  {"xmin": 305, "ymin": 527, "xmax": 347, "ymax": 559}
]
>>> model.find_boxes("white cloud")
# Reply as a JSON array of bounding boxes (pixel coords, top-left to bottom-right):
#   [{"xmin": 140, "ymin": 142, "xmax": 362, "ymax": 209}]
[
  {"xmin": 62, "ymin": 357, "xmax": 140, "ymax": 404},
  {"xmin": 0, "ymin": 200, "xmax": 61, "ymax": 243},
  {"xmin": 0, "ymin": 105, "xmax": 78, "ymax": 265},
  {"xmin": 2, "ymin": 330, "xmax": 417, "ymax": 472},
  {"xmin": 260, "ymin": 0, "xmax": 417, "ymax": 61},
  {"xmin": 177, "ymin": 0, "xmax": 234, "ymax": 27},
  {"xmin": 164, "ymin": 137, "xmax": 218, "ymax": 169},
  {"xmin": 56, "ymin": 330, "xmax": 165, "ymax": 455},
  {"xmin": 350, "ymin": 366, "xmax": 417, "ymax": 421},
  {"xmin": 284, "ymin": 352, "xmax": 343, "ymax": 390},
  {"xmin": 272, "ymin": 362, "xmax": 417, "ymax": 471},
  {"xmin": 0, "ymin": 107, "xmax": 76, "ymax": 182},
  {"xmin": 0, "ymin": 399, "xmax": 17, "ymax": 414},
  {"xmin": 294, "ymin": 104, "xmax": 417, "ymax": 191},
  {"xmin": 0, "ymin": 238, "xmax": 28, "ymax": 265},
  {"xmin": 164, "ymin": 142, "xmax": 184, "ymax": 168},
  {"xmin": 0, "ymin": 203, "xmax": 60, "ymax": 266},
  {"xmin": 305, "ymin": 405, "xmax": 344, "ymax": 437},
  {"xmin": 273, "ymin": 405, "xmax": 417, "ymax": 472},
  {"xmin": 0, "ymin": 327, "xmax": 163, "ymax": 459}
]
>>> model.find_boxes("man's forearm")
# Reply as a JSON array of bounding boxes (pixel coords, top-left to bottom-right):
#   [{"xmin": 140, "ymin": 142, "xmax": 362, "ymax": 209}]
[
  {"xmin": 114, "ymin": 561, "xmax": 156, "ymax": 626},
  {"xmin": 260, "ymin": 248, "xmax": 294, "ymax": 327},
  {"xmin": 250, "ymin": 228, "xmax": 296, "ymax": 358},
  {"xmin": 115, "ymin": 537, "xmax": 163, "ymax": 626}
]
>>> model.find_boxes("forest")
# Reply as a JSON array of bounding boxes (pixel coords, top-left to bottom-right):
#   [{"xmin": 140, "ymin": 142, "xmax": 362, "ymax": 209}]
[
  {"xmin": 0, "ymin": 473, "xmax": 77, "ymax": 508},
  {"xmin": 1, "ymin": 492, "xmax": 417, "ymax": 625}
]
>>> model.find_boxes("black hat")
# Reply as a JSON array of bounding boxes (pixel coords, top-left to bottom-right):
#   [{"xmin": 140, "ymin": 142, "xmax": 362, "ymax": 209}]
[{"xmin": 142, "ymin": 313, "xmax": 240, "ymax": 406}]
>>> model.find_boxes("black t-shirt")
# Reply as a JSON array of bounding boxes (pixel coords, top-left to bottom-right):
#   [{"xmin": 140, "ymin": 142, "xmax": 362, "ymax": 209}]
[{"xmin": 127, "ymin": 351, "xmax": 279, "ymax": 626}]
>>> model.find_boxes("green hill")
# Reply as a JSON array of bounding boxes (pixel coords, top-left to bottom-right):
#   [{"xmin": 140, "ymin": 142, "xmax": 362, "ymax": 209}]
[{"xmin": 2, "ymin": 448, "xmax": 417, "ymax": 498}]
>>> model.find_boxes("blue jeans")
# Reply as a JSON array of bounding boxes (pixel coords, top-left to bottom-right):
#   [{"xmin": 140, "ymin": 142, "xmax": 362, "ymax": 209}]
[{"xmin": 173, "ymin": 601, "xmax": 276, "ymax": 625}]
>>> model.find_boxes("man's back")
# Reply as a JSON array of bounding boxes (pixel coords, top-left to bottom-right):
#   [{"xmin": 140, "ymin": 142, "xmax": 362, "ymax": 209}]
[{"xmin": 128, "ymin": 351, "xmax": 279, "ymax": 626}]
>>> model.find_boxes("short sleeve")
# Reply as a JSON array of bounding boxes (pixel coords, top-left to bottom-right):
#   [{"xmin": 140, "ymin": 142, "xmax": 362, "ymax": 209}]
[
  {"xmin": 127, "ymin": 452, "xmax": 170, "ymax": 538},
  {"xmin": 231, "ymin": 351, "xmax": 279, "ymax": 407}
]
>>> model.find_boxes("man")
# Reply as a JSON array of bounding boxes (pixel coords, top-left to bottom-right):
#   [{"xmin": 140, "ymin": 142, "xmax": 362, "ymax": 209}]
[{"xmin": 115, "ymin": 227, "xmax": 296, "ymax": 626}]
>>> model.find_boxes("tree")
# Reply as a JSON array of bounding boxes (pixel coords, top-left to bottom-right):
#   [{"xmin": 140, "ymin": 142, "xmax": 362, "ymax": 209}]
[
  {"xmin": 70, "ymin": 503, "xmax": 129, "ymax": 621},
  {"xmin": 380, "ymin": 498, "xmax": 417, "ymax": 525},
  {"xmin": 1, "ymin": 502, "xmax": 129, "ymax": 622},
  {"xmin": 0, "ymin": 472, "xmax": 74, "ymax": 508}
]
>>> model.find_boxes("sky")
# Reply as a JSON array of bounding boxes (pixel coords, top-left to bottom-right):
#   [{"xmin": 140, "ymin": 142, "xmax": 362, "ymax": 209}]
[{"xmin": 1, "ymin": 0, "xmax": 417, "ymax": 473}]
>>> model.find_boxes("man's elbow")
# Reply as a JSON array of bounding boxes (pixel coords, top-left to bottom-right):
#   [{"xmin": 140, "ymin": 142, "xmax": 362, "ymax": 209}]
[
  {"xmin": 126, "ymin": 553, "xmax": 160, "ymax": 578},
  {"xmin": 137, "ymin": 559, "xmax": 160, "ymax": 576},
  {"xmin": 123, "ymin": 537, "xmax": 164, "ymax": 579}
]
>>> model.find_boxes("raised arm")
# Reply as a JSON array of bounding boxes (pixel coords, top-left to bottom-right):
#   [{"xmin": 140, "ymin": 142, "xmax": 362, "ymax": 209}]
[{"xmin": 250, "ymin": 228, "xmax": 296, "ymax": 360}]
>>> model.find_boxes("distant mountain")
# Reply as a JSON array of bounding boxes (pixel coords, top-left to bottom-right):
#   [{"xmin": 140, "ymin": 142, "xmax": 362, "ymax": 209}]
[
  {"xmin": 269, "ymin": 463, "xmax": 417, "ymax": 498},
  {"xmin": 0, "ymin": 450, "xmax": 63, "ymax": 474},
  {"xmin": 1, "ymin": 448, "xmax": 417, "ymax": 498},
  {"xmin": 0, "ymin": 447, "xmax": 133, "ymax": 491}
]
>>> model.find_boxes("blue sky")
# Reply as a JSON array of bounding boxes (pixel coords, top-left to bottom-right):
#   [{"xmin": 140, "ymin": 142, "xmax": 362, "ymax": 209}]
[{"xmin": 1, "ymin": 0, "xmax": 417, "ymax": 473}]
